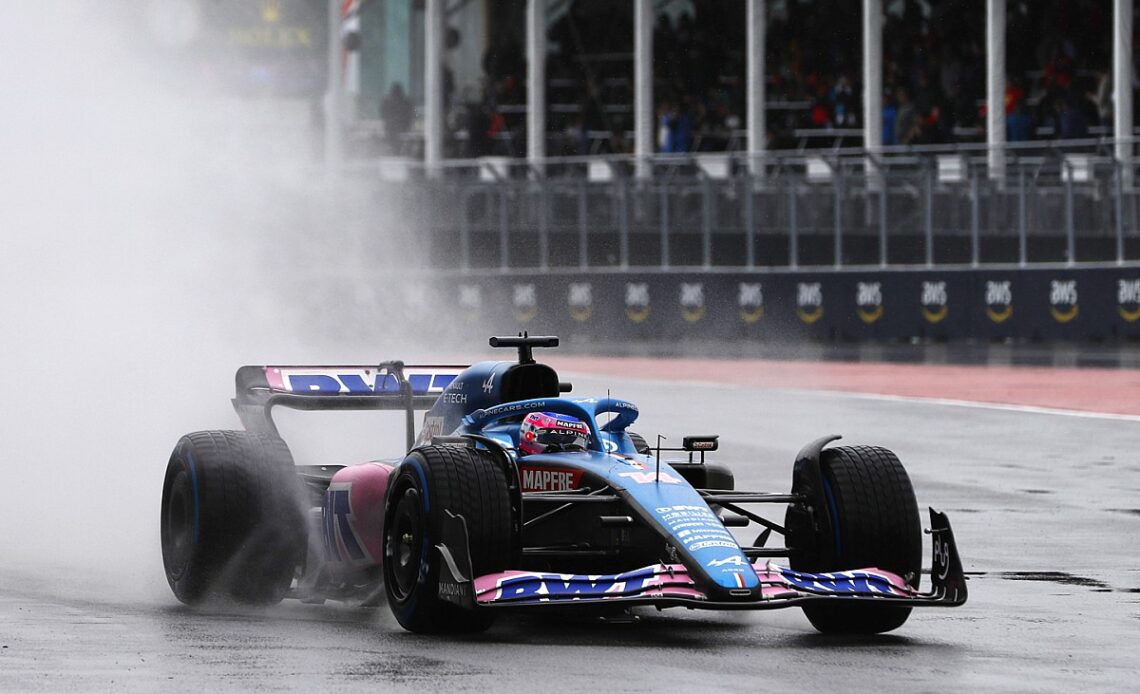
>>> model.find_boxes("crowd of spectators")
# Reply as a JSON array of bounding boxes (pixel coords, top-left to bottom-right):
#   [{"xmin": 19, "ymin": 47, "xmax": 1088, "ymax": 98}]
[{"xmin": 438, "ymin": 0, "xmax": 1123, "ymax": 157}]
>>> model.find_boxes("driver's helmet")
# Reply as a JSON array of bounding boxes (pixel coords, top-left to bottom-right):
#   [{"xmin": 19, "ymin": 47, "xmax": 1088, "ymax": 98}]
[{"xmin": 519, "ymin": 412, "xmax": 590, "ymax": 455}]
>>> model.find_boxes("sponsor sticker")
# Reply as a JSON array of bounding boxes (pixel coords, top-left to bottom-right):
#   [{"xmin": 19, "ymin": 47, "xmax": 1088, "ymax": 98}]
[
  {"xmin": 738, "ymin": 282, "xmax": 764, "ymax": 323},
  {"xmin": 797, "ymin": 282, "xmax": 823, "ymax": 323},
  {"xmin": 856, "ymin": 281, "xmax": 884, "ymax": 324},
  {"xmin": 569, "ymin": 282, "xmax": 593, "ymax": 322},
  {"xmin": 520, "ymin": 466, "xmax": 583, "ymax": 492},
  {"xmin": 680, "ymin": 282, "xmax": 706, "ymax": 323},
  {"xmin": 921, "ymin": 280, "xmax": 949, "ymax": 324},
  {"xmin": 625, "ymin": 282, "xmax": 651, "ymax": 322},
  {"xmin": 513, "ymin": 283, "xmax": 537, "ymax": 322},
  {"xmin": 1049, "ymin": 279, "xmax": 1079, "ymax": 323},
  {"xmin": 985, "ymin": 280, "xmax": 1013, "ymax": 323},
  {"xmin": 1119, "ymin": 279, "xmax": 1140, "ymax": 322},
  {"xmin": 619, "ymin": 471, "xmax": 682, "ymax": 485},
  {"xmin": 458, "ymin": 284, "xmax": 482, "ymax": 322}
]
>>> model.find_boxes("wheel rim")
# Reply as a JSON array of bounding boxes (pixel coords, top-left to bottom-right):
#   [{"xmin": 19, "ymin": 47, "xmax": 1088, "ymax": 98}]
[
  {"xmin": 162, "ymin": 468, "xmax": 194, "ymax": 579},
  {"xmin": 387, "ymin": 485, "xmax": 424, "ymax": 601}
]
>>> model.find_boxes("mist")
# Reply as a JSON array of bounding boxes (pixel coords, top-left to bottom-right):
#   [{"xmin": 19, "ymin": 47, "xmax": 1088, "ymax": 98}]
[{"xmin": 0, "ymin": 2, "xmax": 431, "ymax": 598}]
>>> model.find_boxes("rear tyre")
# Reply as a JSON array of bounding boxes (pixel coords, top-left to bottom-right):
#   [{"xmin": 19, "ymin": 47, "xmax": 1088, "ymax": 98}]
[
  {"xmin": 788, "ymin": 445, "xmax": 921, "ymax": 634},
  {"xmin": 383, "ymin": 445, "xmax": 514, "ymax": 633},
  {"xmin": 161, "ymin": 431, "xmax": 307, "ymax": 606}
]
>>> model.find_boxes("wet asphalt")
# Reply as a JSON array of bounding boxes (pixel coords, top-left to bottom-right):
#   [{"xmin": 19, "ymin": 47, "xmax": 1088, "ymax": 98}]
[{"xmin": 1, "ymin": 373, "xmax": 1137, "ymax": 692}]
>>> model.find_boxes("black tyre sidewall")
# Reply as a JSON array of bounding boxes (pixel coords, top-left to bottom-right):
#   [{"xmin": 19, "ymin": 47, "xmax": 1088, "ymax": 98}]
[
  {"xmin": 159, "ymin": 431, "xmax": 306, "ymax": 606},
  {"xmin": 791, "ymin": 445, "xmax": 921, "ymax": 634},
  {"xmin": 382, "ymin": 446, "xmax": 513, "ymax": 633}
]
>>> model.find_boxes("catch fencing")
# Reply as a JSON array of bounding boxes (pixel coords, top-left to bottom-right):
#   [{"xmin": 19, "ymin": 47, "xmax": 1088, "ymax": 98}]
[{"xmin": 348, "ymin": 141, "xmax": 1140, "ymax": 342}]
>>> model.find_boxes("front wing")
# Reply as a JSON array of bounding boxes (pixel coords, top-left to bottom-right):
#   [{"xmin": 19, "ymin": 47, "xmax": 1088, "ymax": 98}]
[{"xmin": 436, "ymin": 508, "xmax": 967, "ymax": 611}]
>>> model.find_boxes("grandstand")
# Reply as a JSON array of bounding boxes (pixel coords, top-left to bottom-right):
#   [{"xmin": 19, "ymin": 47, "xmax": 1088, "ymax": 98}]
[{"xmin": 160, "ymin": 0, "xmax": 1140, "ymax": 342}]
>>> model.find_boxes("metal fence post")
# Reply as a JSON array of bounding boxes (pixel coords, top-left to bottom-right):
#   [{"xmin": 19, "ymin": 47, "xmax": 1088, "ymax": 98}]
[
  {"xmin": 970, "ymin": 165, "xmax": 980, "ymax": 267},
  {"xmin": 538, "ymin": 184, "xmax": 549, "ymax": 270},
  {"xmin": 459, "ymin": 186, "xmax": 471, "ymax": 271},
  {"xmin": 578, "ymin": 180, "xmax": 588, "ymax": 268},
  {"xmin": 1018, "ymin": 163, "xmax": 1028, "ymax": 267},
  {"xmin": 878, "ymin": 170, "xmax": 888, "ymax": 268},
  {"xmin": 499, "ymin": 184, "xmax": 510, "ymax": 271},
  {"xmin": 1116, "ymin": 160, "xmax": 1126, "ymax": 265},
  {"xmin": 924, "ymin": 161, "xmax": 934, "ymax": 268},
  {"xmin": 788, "ymin": 176, "xmax": 798, "ymax": 269},
  {"xmin": 702, "ymin": 176, "xmax": 713, "ymax": 268},
  {"xmin": 619, "ymin": 178, "xmax": 629, "ymax": 269},
  {"xmin": 833, "ymin": 166, "xmax": 844, "ymax": 268},
  {"xmin": 1064, "ymin": 160, "xmax": 1075, "ymax": 266},
  {"xmin": 744, "ymin": 173, "xmax": 756, "ymax": 269},
  {"xmin": 660, "ymin": 181, "xmax": 670, "ymax": 268}
]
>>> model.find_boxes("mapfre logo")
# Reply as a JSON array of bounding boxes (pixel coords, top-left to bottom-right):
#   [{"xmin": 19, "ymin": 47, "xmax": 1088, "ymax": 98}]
[
  {"xmin": 568, "ymin": 282, "xmax": 593, "ymax": 322},
  {"xmin": 1119, "ymin": 279, "xmax": 1140, "ymax": 322},
  {"xmin": 984, "ymin": 280, "xmax": 1013, "ymax": 323},
  {"xmin": 513, "ymin": 283, "xmax": 537, "ymax": 322},
  {"xmin": 625, "ymin": 282, "xmax": 651, "ymax": 322},
  {"xmin": 1049, "ymin": 280, "xmax": 1079, "ymax": 323},
  {"xmin": 796, "ymin": 282, "xmax": 823, "ymax": 324},
  {"xmin": 738, "ymin": 282, "xmax": 764, "ymax": 323},
  {"xmin": 520, "ymin": 467, "xmax": 583, "ymax": 492},
  {"xmin": 679, "ymin": 283, "xmax": 705, "ymax": 322},
  {"xmin": 921, "ymin": 281, "xmax": 948, "ymax": 324},
  {"xmin": 856, "ymin": 281, "xmax": 884, "ymax": 324},
  {"xmin": 458, "ymin": 284, "xmax": 482, "ymax": 322}
]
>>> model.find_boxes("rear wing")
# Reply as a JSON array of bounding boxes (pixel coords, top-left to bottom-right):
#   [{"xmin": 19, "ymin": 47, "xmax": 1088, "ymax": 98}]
[{"xmin": 232, "ymin": 361, "xmax": 466, "ymax": 450}]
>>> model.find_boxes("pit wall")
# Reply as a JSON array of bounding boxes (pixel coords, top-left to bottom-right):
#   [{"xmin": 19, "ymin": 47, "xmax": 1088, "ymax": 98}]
[{"xmin": 428, "ymin": 267, "xmax": 1140, "ymax": 343}]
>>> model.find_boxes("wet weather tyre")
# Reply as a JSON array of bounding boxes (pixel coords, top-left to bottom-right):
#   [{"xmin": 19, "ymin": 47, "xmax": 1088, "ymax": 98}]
[
  {"xmin": 789, "ymin": 445, "xmax": 921, "ymax": 634},
  {"xmin": 160, "ymin": 431, "xmax": 307, "ymax": 606},
  {"xmin": 383, "ymin": 445, "xmax": 514, "ymax": 633}
]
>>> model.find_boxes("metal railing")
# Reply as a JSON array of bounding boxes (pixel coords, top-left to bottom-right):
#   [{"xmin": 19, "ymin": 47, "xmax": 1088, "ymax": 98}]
[{"xmin": 345, "ymin": 139, "xmax": 1140, "ymax": 271}]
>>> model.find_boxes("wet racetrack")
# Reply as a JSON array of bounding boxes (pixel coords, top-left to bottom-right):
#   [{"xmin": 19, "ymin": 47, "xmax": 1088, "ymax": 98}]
[{"xmin": 2, "ymin": 366, "xmax": 1138, "ymax": 692}]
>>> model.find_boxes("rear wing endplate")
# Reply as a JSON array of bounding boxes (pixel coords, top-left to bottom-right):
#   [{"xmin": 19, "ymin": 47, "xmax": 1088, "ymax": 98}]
[{"xmin": 232, "ymin": 361, "xmax": 465, "ymax": 450}]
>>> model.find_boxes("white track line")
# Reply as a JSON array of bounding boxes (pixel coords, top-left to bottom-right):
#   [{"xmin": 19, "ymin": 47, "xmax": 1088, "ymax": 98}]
[{"xmin": 564, "ymin": 370, "xmax": 1140, "ymax": 423}]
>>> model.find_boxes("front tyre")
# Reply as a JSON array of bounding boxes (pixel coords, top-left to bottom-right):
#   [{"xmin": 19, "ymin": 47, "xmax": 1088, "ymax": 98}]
[
  {"xmin": 788, "ymin": 445, "xmax": 921, "ymax": 634},
  {"xmin": 383, "ymin": 445, "xmax": 513, "ymax": 633},
  {"xmin": 161, "ymin": 431, "xmax": 307, "ymax": 606}
]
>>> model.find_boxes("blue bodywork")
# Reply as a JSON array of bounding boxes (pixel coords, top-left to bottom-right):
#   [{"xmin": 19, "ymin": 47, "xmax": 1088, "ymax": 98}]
[{"xmin": 415, "ymin": 361, "xmax": 759, "ymax": 597}]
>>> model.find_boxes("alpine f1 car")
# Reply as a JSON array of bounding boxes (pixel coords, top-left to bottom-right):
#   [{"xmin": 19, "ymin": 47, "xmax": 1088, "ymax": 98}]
[{"xmin": 160, "ymin": 335, "xmax": 967, "ymax": 634}]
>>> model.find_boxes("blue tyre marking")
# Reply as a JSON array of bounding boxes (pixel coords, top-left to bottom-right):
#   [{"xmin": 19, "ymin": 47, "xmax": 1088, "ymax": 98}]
[
  {"xmin": 821, "ymin": 474, "xmax": 842, "ymax": 556},
  {"xmin": 406, "ymin": 457, "xmax": 430, "ymax": 513},
  {"xmin": 406, "ymin": 458, "xmax": 432, "ymax": 587},
  {"xmin": 182, "ymin": 446, "xmax": 202, "ymax": 545}
]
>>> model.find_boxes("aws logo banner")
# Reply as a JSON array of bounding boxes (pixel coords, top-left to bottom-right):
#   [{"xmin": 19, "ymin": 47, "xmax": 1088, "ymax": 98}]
[
  {"xmin": 738, "ymin": 282, "xmax": 764, "ymax": 323},
  {"xmin": 796, "ymin": 282, "xmax": 823, "ymax": 324},
  {"xmin": 921, "ymin": 281, "xmax": 949, "ymax": 324},
  {"xmin": 679, "ymin": 283, "xmax": 706, "ymax": 323},
  {"xmin": 855, "ymin": 281, "xmax": 884, "ymax": 324},
  {"xmin": 625, "ymin": 282, "xmax": 651, "ymax": 323},
  {"xmin": 513, "ymin": 283, "xmax": 537, "ymax": 322},
  {"xmin": 1118, "ymin": 279, "xmax": 1140, "ymax": 322},
  {"xmin": 568, "ymin": 282, "xmax": 593, "ymax": 322},
  {"xmin": 1048, "ymin": 280, "xmax": 1079, "ymax": 323},
  {"xmin": 984, "ymin": 280, "xmax": 1013, "ymax": 323}
]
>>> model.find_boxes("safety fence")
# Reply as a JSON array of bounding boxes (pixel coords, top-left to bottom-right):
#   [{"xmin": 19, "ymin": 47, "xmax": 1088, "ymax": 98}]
[{"xmin": 354, "ymin": 141, "xmax": 1140, "ymax": 270}]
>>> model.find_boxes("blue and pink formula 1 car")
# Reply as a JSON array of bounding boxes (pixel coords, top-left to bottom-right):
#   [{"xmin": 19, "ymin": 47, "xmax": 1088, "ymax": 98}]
[{"xmin": 160, "ymin": 335, "xmax": 967, "ymax": 633}]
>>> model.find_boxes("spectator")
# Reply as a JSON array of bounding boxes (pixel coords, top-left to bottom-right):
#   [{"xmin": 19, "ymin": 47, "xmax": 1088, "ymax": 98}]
[
  {"xmin": 380, "ymin": 82, "xmax": 413, "ymax": 154},
  {"xmin": 882, "ymin": 93, "xmax": 898, "ymax": 146},
  {"xmin": 895, "ymin": 87, "xmax": 922, "ymax": 145}
]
